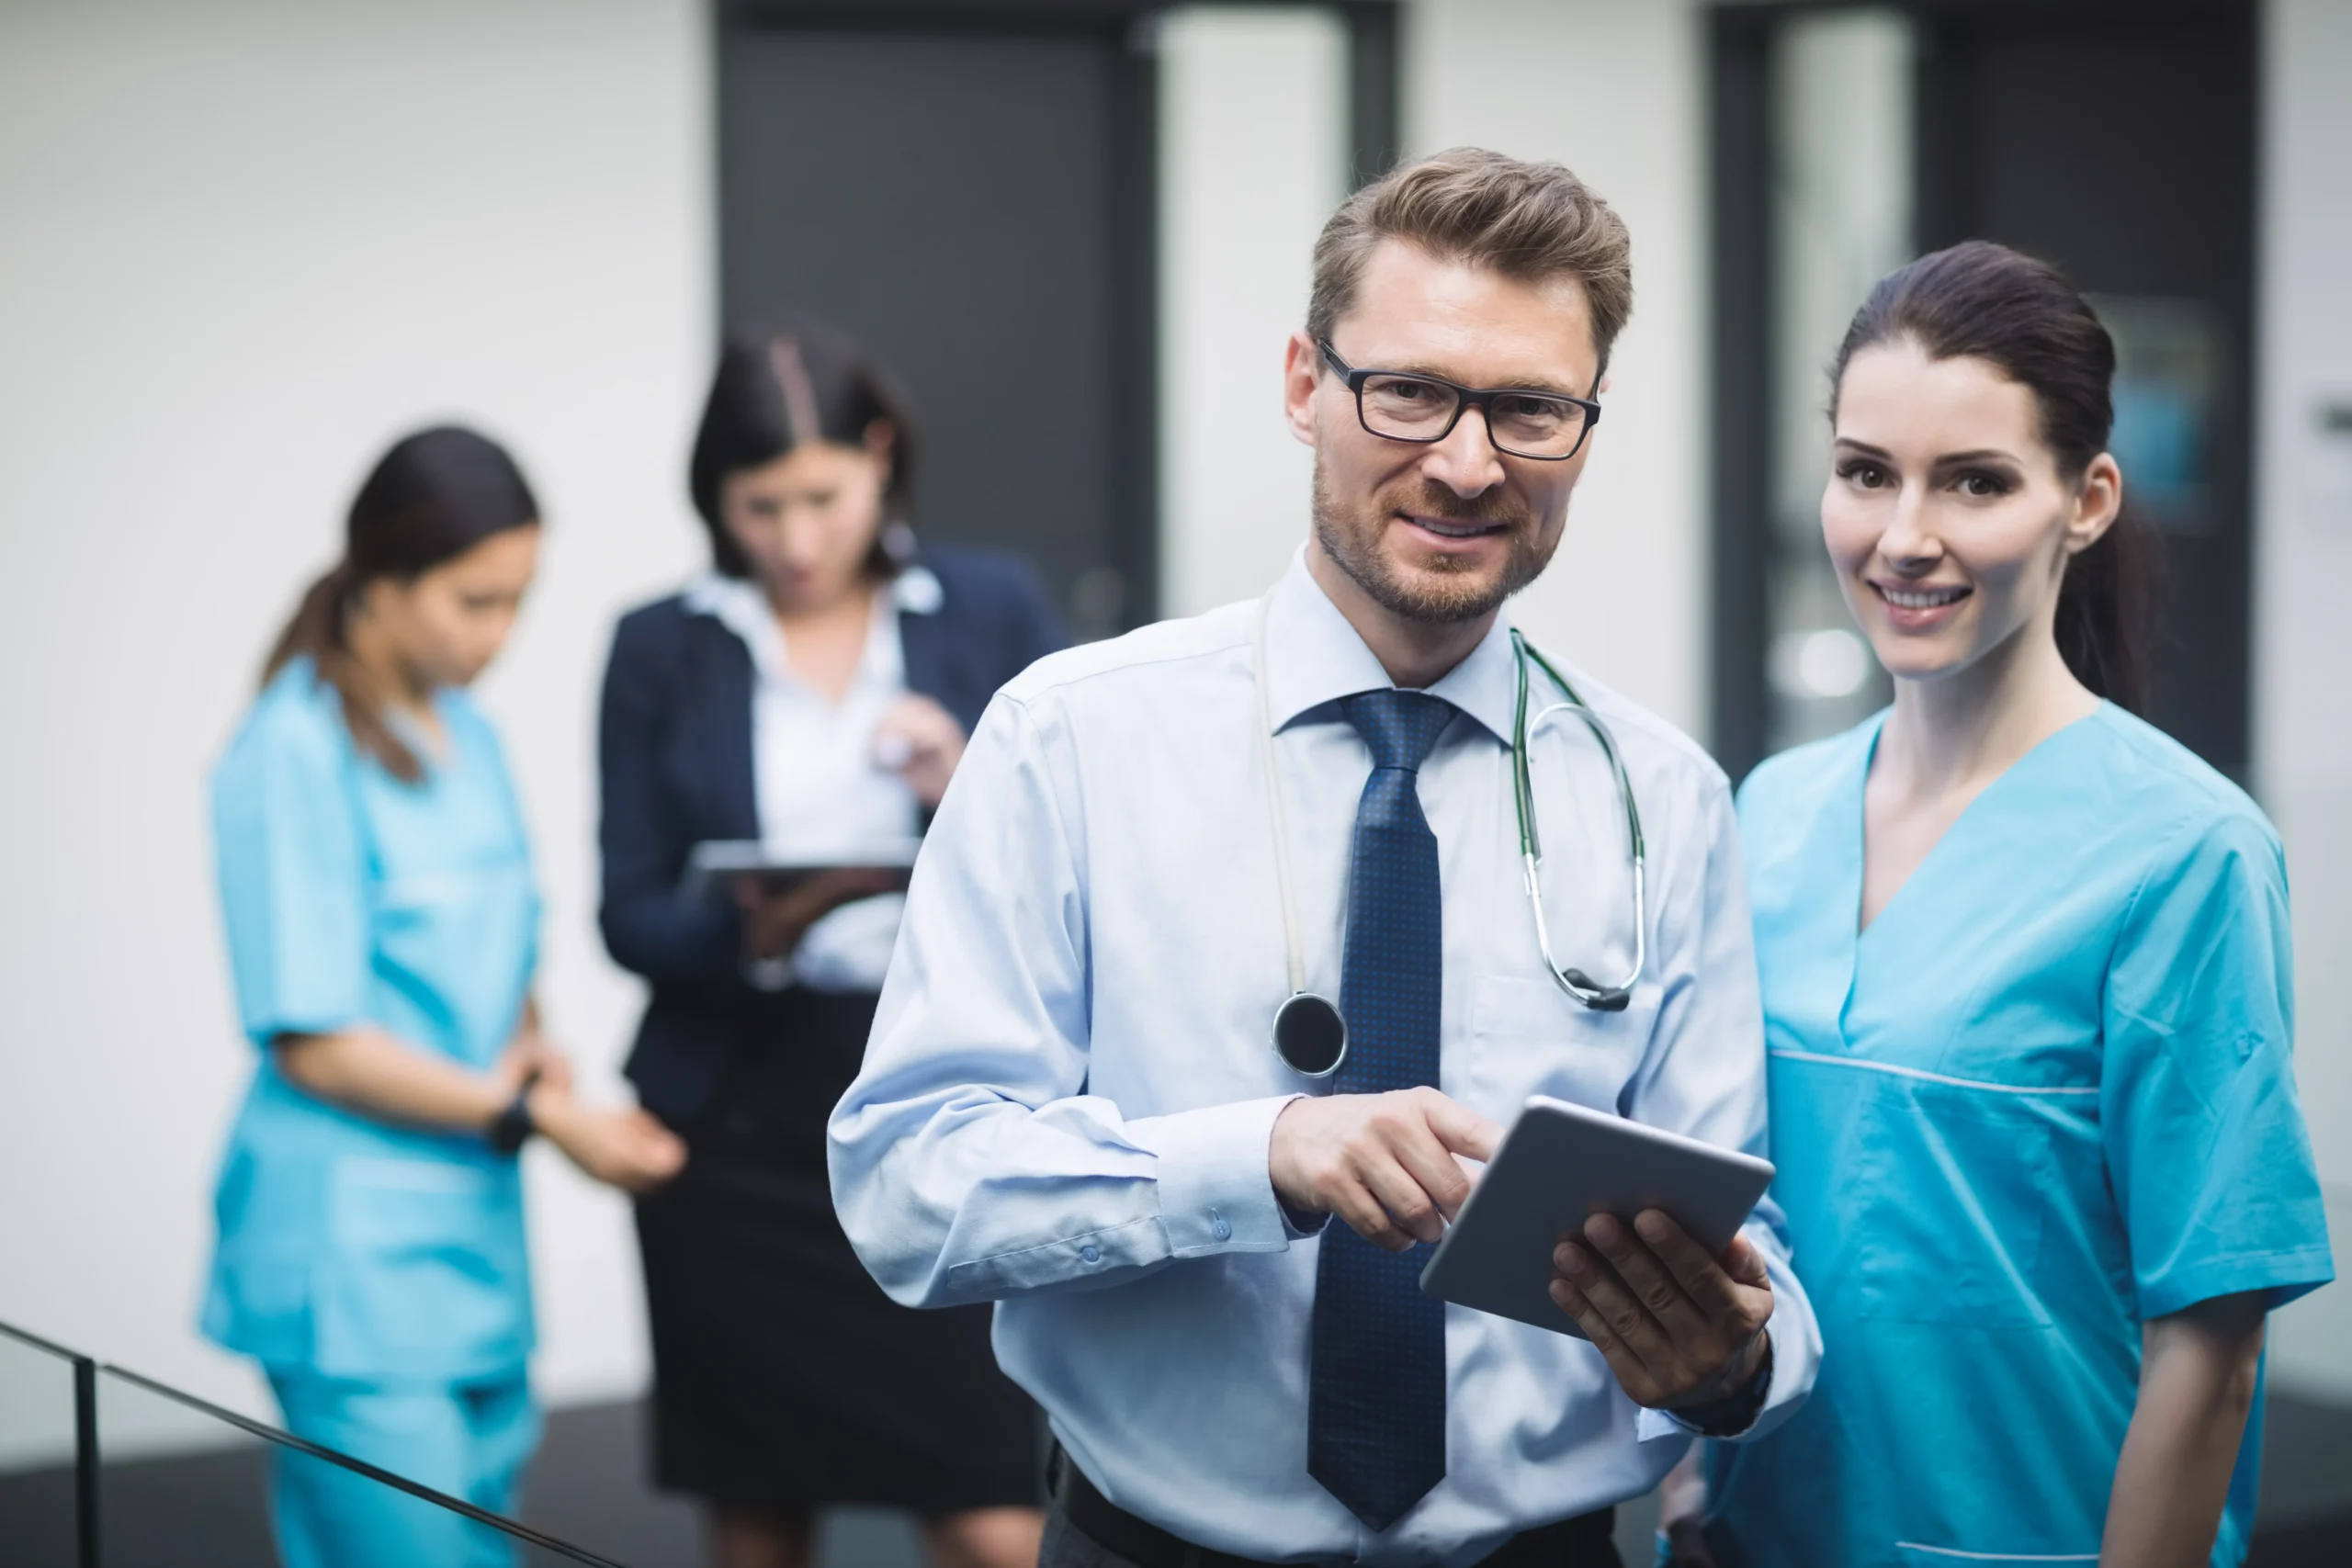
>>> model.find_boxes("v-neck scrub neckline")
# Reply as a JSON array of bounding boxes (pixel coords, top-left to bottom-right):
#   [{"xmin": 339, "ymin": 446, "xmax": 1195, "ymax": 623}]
[{"xmin": 1707, "ymin": 701, "xmax": 2334, "ymax": 1568}]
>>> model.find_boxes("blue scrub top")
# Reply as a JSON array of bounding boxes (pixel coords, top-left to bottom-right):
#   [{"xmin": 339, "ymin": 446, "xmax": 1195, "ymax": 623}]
[
  {"xmin": 1709, "ymin": 704, "xmax": 2333, "ymax": 1568},
  {"xmin": 202, "ymin": 660, "xmax": 540, "ymax": 1384}
]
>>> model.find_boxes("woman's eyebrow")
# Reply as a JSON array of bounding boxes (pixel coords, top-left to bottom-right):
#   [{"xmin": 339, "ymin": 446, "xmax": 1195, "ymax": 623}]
[
  {"xmin": 1831, "ymin": 437, "xmax": 1895, "ymax": 460},
  {"xmin": 1928, "ymin": 448, "xmax": 2023, "ymax": 468}
]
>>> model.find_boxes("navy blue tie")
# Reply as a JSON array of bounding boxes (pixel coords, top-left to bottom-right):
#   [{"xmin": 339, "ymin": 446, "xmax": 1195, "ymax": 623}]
[{"xmin": 1308, "ymin": 689, "xmax": 1454, "ymax": 1532}]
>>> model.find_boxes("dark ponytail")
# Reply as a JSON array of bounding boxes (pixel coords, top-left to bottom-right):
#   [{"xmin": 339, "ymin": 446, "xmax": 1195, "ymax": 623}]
[
  {"xmin": 1828, "ymin": 240, "xmax": 2156, "ymax": 714},
  {"xmin": 264, "ymin": 425, "xmax": 540, "ymax": 781}
]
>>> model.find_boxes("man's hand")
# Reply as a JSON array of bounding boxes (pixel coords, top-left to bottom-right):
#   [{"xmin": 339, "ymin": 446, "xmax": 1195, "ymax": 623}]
[
  {"xmin": 1549, "ymin": 1210, "xmax": 1772, "ymax": 1410},
  {"xmin": 1270, "ymin": 1088, "xmax": 1501, "ymax": 1251}
]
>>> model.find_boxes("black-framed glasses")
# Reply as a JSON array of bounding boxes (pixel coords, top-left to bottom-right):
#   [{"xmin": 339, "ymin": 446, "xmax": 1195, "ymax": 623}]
[{"xmin": 1317, "ymin": 340, "xmax": 1602, "ymax": 460}]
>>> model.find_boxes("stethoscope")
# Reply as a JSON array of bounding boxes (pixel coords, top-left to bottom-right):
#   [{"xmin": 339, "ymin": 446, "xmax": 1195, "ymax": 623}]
[{"xmin": 1254, "ymin": 595, "xmax": 1648, "ymax": 1080}]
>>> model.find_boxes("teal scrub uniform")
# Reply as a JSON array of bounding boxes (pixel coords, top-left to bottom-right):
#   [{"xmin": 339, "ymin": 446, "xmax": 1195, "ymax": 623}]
[
  {"xmin": 1708, "ymin": 704, "xmax": 2334, "ymax": 1568},
  {"xmin": 204, "ymin": 660, "xmax": 541, "ymax": 1568}
]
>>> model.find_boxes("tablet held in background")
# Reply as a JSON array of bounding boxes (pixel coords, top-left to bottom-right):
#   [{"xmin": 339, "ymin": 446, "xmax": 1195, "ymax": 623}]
[
  {"xmin": 1419, "ymin": 1095, "xmax": 1776, "ymax": 1338},
  {"xmin": 678, "ymin": 837, "xmax": 924, "ymax": 903}
]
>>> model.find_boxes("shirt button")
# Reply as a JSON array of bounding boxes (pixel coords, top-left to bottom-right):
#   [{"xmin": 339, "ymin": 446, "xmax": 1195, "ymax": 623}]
[
  {"xmin": 1080, "ymin": 1245, "xmax": 1102, "ymax": 1264},
  {"xmin": 1210, "ymin": 1210, "xmax": 1232, "ymax": 1242}
]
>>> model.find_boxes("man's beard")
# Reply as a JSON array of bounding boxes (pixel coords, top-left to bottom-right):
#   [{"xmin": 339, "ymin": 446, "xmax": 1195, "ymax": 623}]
[{"xmin": 1310, "ymin": 457, "xmax": 1555, "ymax": 626}]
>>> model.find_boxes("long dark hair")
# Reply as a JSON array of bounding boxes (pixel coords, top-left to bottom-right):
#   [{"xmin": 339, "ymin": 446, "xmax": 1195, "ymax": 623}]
[
  {"xmin": 264, "ymin": 425, "xmax": 540, "ymax": 782},
  {"xmin": 687, "ymin": 317, "xmax": 921, "ymax": 580},
  {"xmin": 1828, "ymin": 240, "xmax": 2157, "ymax": 713}
]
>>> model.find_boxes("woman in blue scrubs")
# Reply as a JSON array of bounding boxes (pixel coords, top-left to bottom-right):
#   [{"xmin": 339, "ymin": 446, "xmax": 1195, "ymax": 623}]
[
  {"xmin": 1689, "ymin": 244, "xmax": 2335, "ymax": 1565},
  {"xmin": 205, "ymin": 425, "xmax": 685, "ymax": 1568}
]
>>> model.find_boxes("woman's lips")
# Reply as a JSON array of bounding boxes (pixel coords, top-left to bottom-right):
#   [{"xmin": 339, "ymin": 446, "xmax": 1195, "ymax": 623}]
[{"xmin": 1870, "ymin": 579, "xmax": 1971, "ymax": 630}]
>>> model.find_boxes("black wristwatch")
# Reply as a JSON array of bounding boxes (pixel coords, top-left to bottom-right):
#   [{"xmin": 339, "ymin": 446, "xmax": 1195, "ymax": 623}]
[{"xmin": 486, "ymin": 1069, "xmax": 541, "ymax": 1156}]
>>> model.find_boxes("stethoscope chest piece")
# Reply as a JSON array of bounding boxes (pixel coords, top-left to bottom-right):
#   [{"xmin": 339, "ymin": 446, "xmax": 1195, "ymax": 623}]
[{"xmin": 1272, "ymin": 991, "xmax": 1348, "ymax": 1079}]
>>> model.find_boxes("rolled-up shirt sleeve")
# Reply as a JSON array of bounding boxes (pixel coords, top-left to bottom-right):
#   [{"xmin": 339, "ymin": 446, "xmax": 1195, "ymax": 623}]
[
  {"xmin": 829, "ymin": 692, "xmax": 1298, "ymax": 1309},
  {"xmin": 1623, "ymin": 775, "xmax": 1821, "ymax": 1445}
]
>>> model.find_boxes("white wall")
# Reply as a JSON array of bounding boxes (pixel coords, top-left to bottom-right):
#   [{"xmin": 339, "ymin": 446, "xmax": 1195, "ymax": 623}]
[
  {"xmin": 1406, "ymin": 0, "xmax": 1710, "ymax": 738},
  {"xmin": 2256, "ymin": 0, "xmax": 2352, "ymax": 1401},
  {"xmin": 1156, "ymin": 6, "xmax": 1350, "ymax": 616},
  {"xmin": 0, "ymin": 0, "xmax": 712, "ymax": 1456}
]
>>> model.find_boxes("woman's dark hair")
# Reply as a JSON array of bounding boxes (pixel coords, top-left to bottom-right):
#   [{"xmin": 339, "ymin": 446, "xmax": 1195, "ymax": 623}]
[
  {"xmin": 1828, "ymin": 240, "xmax": 2157, "ymax": 713},
  {"xmin": 264, "ymin": 424, "xmax": 540, "ymax": 782},
  {"xmin": 688, "ymin": 317, "xmax": 921, "ymax": 580}
]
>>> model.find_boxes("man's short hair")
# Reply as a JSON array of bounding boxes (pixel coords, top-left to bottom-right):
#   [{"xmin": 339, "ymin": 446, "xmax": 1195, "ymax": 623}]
[{"xmin": 1306, "ymin": 147, "xmax": 1634, "ymax": 382}]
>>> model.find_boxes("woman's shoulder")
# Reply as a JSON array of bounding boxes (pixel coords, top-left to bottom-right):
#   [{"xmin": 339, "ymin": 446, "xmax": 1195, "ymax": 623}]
[
  {"xmin": 917, "ymin": 542, "xmax": 1055, "ymax": 619},
  {"xmin": 222, "ymin": 660, "xmax": 349, "ymax": 772},
  {"xmin": 1735, "ymin": 716, "xmax": 1880, "ymax": 840},
  {"xmin": 212, "ymin": 661, "xmax": 359, "ymax": 819},
  {"xmin": 2077, "ymin": 703, "xmax": 2281, "ymax": 874}
]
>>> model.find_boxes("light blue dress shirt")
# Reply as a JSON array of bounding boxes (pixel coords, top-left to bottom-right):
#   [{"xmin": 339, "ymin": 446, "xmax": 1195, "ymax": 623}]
[
  {"xmin": 204, "ymin": 659, "xmax": 538, "ymax": 1384},
  {"xmin": 830, "ymin": 551, "xmax": 1821, "ymax": 1564}
]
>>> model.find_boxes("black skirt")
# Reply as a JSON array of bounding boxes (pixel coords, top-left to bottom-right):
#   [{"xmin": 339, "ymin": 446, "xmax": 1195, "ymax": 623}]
[{"xmin": 634, "ymin": 987, "xmax": 1041, "ymax": 1515}]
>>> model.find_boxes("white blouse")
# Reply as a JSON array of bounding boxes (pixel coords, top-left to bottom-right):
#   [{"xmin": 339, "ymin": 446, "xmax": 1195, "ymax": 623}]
[{"xmin": 683, "ymin": 566, "xmax": 943, "ymax": 993}]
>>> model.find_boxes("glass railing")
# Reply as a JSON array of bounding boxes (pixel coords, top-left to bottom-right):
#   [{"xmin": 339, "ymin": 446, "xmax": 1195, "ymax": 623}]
[
  {"xmin": 0, "ymin": 1317, "xmax": 630, "ymax": 1567},
  {"xmin": 0, "ymin": 1318, "xmax": 91, "ymax": 1568}
]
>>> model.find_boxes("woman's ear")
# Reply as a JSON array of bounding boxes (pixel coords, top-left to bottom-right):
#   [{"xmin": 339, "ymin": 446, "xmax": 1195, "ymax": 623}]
[
  {"xmin": 2065, "ymin": 452, "xmax": 2124, "ymax": 556},
  {"xmin": 864, "ymin": 418, "xmax": 898, "ymax": 484}
]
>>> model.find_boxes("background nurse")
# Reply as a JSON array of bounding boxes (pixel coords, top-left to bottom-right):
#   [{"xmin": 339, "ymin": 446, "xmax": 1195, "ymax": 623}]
[{"xmin": 205, "ymin": 425, "xmax": 684, "ymax": 1568}]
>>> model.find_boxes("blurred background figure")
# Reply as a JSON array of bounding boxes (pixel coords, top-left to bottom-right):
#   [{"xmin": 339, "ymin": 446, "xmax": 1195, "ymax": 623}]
[
  {"xmin": 205, "ymin": 427, "xmax": 685, "ymax": 1568},
  {"xmin": 598, "ymin": 323, "xmax": 1062, "ymax": 1568}
]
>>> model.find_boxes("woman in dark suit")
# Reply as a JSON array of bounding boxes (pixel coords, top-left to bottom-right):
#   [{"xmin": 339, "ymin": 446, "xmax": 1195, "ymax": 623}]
[{"xmin": 598, "ymin": 321, "xmax": 1065, "ymax": 1568}]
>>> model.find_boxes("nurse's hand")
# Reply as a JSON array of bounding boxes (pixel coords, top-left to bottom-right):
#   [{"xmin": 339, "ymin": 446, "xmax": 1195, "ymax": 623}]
[
  {"xmin": 531, "ymin": 1089, "xmax": 687, "ymax": 1194},
  {"xmin": 1549, "ymin": 1211, "xmax": 1772, "ymax": 1412},
  {"xmin": 1270, "ymin": 1088, "xmax": 1502, "ymax": 1250},
  {"xmin": 494, "ymin": 1032, "xmax": 571, "ymax": 1100},
  {"xmin": 873, "ymin": 694, "xmax": 967, "ymax": 808}
]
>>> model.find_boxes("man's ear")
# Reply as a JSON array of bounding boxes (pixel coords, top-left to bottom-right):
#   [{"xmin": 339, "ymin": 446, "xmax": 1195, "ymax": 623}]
[{"xmin": 1282, "ymin": 332, "xmax": 1321, "ymax": 449}]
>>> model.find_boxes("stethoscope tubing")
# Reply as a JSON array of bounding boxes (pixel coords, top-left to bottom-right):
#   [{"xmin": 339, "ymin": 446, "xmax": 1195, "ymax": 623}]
[{"xmin": 1252, "ymin": 594, "xmax": 1648, "ymax": 1081}]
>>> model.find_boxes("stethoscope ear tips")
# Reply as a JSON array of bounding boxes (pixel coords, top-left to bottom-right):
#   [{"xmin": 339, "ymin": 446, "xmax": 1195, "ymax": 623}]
[{"xmin": 1272, "ymin": 992, "xmax": 1348, "ymax": 1078}]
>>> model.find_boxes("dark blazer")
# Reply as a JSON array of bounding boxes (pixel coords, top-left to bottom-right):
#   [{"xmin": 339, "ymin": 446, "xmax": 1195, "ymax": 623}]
[{"xmin": 597, "ymin": 543, "xmax": 1068, "ymax": 1125}]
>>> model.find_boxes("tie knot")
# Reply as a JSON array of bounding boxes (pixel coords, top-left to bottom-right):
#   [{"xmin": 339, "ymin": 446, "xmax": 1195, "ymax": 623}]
[{"xmin": 1340, "ymin": 689, "xmax": 1454, "ymax": 773}]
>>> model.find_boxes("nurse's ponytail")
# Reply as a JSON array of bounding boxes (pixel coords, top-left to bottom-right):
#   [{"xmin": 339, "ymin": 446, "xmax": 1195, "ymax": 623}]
[
  {"xmin": 1828, "ymin": 242, "xmax": 2157, "ymax": 715},
  {"xmin": 264, "ymin": 425, "xmax": 540, "ymax": 782}
]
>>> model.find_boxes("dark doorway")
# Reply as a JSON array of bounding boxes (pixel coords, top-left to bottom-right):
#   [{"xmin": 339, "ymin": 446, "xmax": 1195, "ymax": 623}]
[
  {"xmin": 718, "ymin": 5, "xmax": 1159, "ymax": 637},
  {"xmin": 1710, "ymin": 0, "xmax": 2257, "ymax": 783}
]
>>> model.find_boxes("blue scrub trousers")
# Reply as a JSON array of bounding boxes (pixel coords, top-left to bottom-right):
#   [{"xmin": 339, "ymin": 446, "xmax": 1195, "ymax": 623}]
[{"xmin": 267, "ymin": 1371, "xmax": 538, "ymax": 1568}]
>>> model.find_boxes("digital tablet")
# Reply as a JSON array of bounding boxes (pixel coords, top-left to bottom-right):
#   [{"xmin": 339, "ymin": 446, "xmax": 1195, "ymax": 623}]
[
  {"xmin": 677, "ymin": 838, "xmax": 923, "ymax": 903},
  {"xmin": 1418, "ymin": 1095, "xmax": 1775, "ymax": 1338}
]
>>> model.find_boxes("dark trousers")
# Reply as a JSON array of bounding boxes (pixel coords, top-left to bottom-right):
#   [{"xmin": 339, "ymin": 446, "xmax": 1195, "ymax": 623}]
[{"xmin": 1038, "ymin": 1487, "xmax": 1625, "ymax": 1568}]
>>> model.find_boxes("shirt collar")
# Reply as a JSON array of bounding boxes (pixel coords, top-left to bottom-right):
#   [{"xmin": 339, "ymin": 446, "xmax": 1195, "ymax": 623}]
[
  {"xmin": 684, "ymin": 563, "xmax": 944, "ymax": 625},
  {"xmin": 1261, "ymin": 547, "xmax": 1519, "ymax": 744}
]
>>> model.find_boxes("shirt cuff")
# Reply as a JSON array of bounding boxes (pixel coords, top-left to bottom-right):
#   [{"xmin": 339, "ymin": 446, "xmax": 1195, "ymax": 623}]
[
  {"xmin": 742, "ymin": 953, "xmax": 794, "ymax": 992},
  {"xmin": 1636, "ymin": 1335, "xmax": 1769, "ymax": 1448},
  {"xmin": 1129, "ymin": 1095, "xmax": 1302, "ymax": 1258}
]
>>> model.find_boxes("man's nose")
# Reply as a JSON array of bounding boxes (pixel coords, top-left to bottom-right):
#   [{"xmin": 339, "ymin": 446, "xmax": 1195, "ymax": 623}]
[{"xmin": 1420, "ymin": 405, "xmax": 1508, "ymax": 498}]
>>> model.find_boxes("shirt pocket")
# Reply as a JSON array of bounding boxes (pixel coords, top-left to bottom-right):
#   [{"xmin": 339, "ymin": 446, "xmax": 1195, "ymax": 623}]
[
  {"xmin": 311, "ymin": 1156, "xmax": 533, "ymax": 1378},
  {"xmin": 1462, "ymin": 974, "xmax": 1658, "ymax": 1118},
  {"xmin": 1845, "ymin": 1079, "xmax": 2053, "ymax": 1329}
]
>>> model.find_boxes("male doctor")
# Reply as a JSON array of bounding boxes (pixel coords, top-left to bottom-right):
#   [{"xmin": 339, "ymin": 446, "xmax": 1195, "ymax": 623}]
[{"xmin": 830, "ymin": 148, "xmax": 1818, "ymax": 1568}]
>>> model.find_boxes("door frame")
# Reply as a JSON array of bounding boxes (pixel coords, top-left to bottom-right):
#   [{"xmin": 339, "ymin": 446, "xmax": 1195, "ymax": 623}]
[{"xmin": 718, "ymin": 0, "xmax": 1401, "ymax": 626}]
